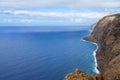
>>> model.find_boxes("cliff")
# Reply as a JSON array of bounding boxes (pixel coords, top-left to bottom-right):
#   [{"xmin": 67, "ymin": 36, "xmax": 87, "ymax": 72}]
[
  {"xmin": 65, "ymin": 14, "xmax": 120, "ymax": 80},
  {"xmin": 65, "ymin": 69, "xmax": 102, "ymax": 80}
]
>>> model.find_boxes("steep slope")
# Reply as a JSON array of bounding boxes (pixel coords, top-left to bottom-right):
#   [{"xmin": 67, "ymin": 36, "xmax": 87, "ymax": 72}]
[
  {"xmin": 85, "ymin": 14, "xmax": 120, "ymax": 80},
  {"xmin": 65, "ymin": 14, "xmax": 120, "ymax": 80}
]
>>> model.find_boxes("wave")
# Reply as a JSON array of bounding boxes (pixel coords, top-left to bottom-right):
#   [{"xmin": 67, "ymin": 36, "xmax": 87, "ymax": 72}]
[
  {"xmin": 92, "ymin": 42, "xmax": 99, "ymax": 74},
  {"xmin": 81, "ymin": 38, "xmax": 99, "ymax": 74}
]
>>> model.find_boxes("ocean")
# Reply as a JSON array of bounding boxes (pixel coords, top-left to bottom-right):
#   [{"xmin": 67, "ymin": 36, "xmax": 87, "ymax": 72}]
[{"xmin": 0, "ymin": 28, "xmax": 97, "ymax": 80}]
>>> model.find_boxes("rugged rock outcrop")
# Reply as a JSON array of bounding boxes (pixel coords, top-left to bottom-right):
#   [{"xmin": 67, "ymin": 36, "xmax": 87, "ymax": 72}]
[
  {"xmin": 65, "ymin": 69, "xmax": 102, "ymax": 80},
  {"xmin": 64, "ymin": 69, "xmax": 93, "ymax": 80},
  {"xmin": 65, "ymin": 14, "xmax": 120, "ymax": 80}
]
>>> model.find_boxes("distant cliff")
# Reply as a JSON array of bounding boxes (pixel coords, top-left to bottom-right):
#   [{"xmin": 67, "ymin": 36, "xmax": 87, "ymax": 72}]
[{"xmin": 65, "ymin": 14, "xmax": 120, "ymax": 80}]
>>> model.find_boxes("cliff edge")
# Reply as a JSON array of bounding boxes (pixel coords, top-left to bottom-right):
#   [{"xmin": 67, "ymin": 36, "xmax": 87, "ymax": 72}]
[{"xmin": 65, "ymin": 14, "xmax": 120, "ymax": 80}]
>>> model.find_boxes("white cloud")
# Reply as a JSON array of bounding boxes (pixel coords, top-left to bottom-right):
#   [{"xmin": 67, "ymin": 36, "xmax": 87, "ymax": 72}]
[
  {"xmin": 1, "ymin": 9, "xmax": 110, "ymax": 24},
  {"xmin": 0, "ymin": 0, "xmax": 120, "ymax": 8},
  {"xmin": 0, "ymin": 0, "xmax": 119, "ymax": 26},
  {"xmin": 2, "ymin": 10, "xmax": 109, "ymax": 19},
  {"xmin": 71, "ymin": 18, "xmax": 83, "ymax": 23},
  {"xmin": 0, "ymin": 0, "xmax": 120, "ymax": 25}
]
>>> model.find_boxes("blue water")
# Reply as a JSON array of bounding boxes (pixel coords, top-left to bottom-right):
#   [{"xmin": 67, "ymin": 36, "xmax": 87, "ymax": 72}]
[{"xmin": 0, "ymin": 30, "xmax": 96, "ymax": 80}]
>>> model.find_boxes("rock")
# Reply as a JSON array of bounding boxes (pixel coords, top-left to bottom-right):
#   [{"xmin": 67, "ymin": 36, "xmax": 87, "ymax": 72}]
[
  {"xmin": 65, "ymin": 14, "xmax": 120, "ymax": 80},
  {"xmin": 85, "ymin": 14, "xmax": 120, "ymax": 80},
  {"xmin": 64, "ymin": 69, "xmax": 103, "ymax": 80},
  {"xmin": 64, "ymin": 69, "xmax": 95, "ymax": 80}
]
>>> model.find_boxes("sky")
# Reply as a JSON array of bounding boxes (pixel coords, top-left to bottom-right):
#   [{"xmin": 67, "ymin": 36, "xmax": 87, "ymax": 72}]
[{"xmin": 0, "ymin": 0, "xmax": 120, "ymax": 27}]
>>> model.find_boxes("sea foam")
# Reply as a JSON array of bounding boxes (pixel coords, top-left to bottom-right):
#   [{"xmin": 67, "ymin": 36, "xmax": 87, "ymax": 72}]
[
  {"xmin": 92, "ymin": 42, "xmax": 99, "ymax": 74},
  {"xmin": 81, "ymin": 38, "xmax": 99, "ymax": 74}
]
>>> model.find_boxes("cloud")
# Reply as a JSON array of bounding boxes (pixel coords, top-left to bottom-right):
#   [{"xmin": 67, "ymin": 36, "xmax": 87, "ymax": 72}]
[
  {"xmin": 71, "ymin": 18, "xmax": 83, "ymax": 23},
  {"xmin": 1, "ymin": 9, "xmax": 109, "ymax": 25},
  {"xmin": 0, "ymin": 0, "xmax": 120, "ymax": 9},
  {"xmin": 1, "ymin": 9, "xmax": 110, "ymax": 24},
  {"xmin": 2, "ymin": 10, "xmax": 109, "ymax": 19},
  {"xmin": 0, "ymin": 0, "xmax": 120, "ymax": 26}
]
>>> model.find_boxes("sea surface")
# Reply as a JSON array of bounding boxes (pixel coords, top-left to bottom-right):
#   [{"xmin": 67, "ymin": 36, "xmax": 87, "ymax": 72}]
[{"xmin": 0, "ymin": 28, "xmax": 96, "ymax": 80}]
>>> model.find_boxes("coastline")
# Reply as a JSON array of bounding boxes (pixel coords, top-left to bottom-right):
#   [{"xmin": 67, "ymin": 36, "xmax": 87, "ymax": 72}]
[
  {"xmin": 92, "ymin": 42, "xmax": 99, "ymax": 74},
  {"xmin": 81, "ymin": 38, "xmax": 99, "ymax": 74},
  {"xmin": 65, "ymin": 14, "xmax": 120, "ymax": 80}
]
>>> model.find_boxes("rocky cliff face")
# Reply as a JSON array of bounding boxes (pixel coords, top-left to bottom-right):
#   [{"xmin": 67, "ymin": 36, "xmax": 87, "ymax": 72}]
[
  {"xmin": 85, "ymin": 14, "xmax": 120, "ymax": 80},
  {"xmin": 65, "ymin": 14, "xmax": 120, "ymax": 80}
]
